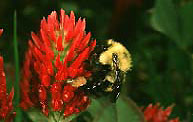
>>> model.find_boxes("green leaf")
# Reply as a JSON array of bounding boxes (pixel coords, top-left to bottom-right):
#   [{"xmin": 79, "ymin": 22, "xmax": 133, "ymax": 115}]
[
  {"xmin": 28, "ymin": 109, "xmax": 78, "ymax": 122},
  {"xmin": 27, "ymin": 110, "xmax": 48, "ymax": 122},
  {"xmin": 180, "ymin": 1, "xmax": 193, "ymax": 45},
  {"xmin": 86, "ymin": 96, "xmax": 144, "ymax": 122},
  {"xmin": 97, "ymin": 104, "xmax": 117, "ymax": 122},
  {"xmin": 116, "ymin": 97, "xmax": 145, "ymax": 122},
  {"xmin": 151, "ymin": 0, "xmax": 193, "ymax": 48},
  {"xmin": 86, "ymin": 97, "xmax": 116, "ymax": 122},
  {"xmin": 151, "ymin": 0, "xmax": 181, "ymax": 42}
]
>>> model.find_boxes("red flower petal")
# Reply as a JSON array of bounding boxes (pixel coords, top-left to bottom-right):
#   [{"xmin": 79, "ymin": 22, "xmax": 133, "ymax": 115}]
[
  {"xmin": 65, "ymin": 31, "xmax": 83, "ymax": 62},
  {"xmin": 78, "ymin": 32, "xmax": 91, "ymax": 51},
  {"xmin": 65, "ymin": 11, "xmax": 75, "ymax": 41},
  {"xmin": 0, "ymin": 57, "xmax": 7, "ymax": 100},
  {"xmin": 56, "ymin": 35, "xmax": 64, "ymax": 51},
  {"xmin": 70, "ymin": 47, "xmax": 90, "ymax": 69},
  {"xmin": 0, "ymin": 56, "xmax": 15, "ymax": 120},
  {"xmin": 55, "ymin": 64, "xmax": 68, "ymax": 81},
  {"xmin": 40, "ymin": 28, "xmax": 50, "ymax": 47},
  {"xmin": 51, "ymin": 99, "xmax": 63, "ymax": 111},
  {"xmin": 41, "ymin": 102, "xmax": 49, "ymax": 116},
  {"xmin": 63, "ymin": 106, "xmax": 75, "ymax": 117},
  {"xmin": 0, "ymin": 29, "xmax": 3, "ymax": 37},
  {"xmin": 31, "ymin": 32, "xmax": 43, "ymax": 49},
  {"xmin": 41, "ymin": 75, "xmax": 50, "ymax": 87},
  {"xmin": 73, "ymin": 18, "xmax": 85, "ymax": 38},
  {"xmin": 62, "ymin": 85, "xmax": 76, "ymax": 102},
  {"xmin": 39, "ymin": 86, "xmax": 47, "ymax": 102},
  {"xmin": 55, "ymin": 54, "xmax": 62, "ymax": 69}
]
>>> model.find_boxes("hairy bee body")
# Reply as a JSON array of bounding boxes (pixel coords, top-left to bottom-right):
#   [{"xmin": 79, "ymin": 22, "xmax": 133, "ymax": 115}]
[{"xmin": 82, "ymin": 39, "xmax": 132, "ymax": 102}]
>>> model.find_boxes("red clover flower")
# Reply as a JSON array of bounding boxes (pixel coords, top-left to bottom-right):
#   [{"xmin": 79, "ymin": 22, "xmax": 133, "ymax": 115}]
[
  {"xmin": 0, "ymin": 29, "xmax": 15, "ymax": 121},
  {"xmin": 20, "ymin": 9, "xmax": 96, "ymax": 117},
  {"xmin": 143, "ymin": 103, "xmax": 179, "ymax": 122}
]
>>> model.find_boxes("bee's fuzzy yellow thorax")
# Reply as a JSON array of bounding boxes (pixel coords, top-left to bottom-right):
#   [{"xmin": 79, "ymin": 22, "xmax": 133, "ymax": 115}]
[{"xmin": 99, "ymin": 39, "xmax": 132, "ymax": 72}]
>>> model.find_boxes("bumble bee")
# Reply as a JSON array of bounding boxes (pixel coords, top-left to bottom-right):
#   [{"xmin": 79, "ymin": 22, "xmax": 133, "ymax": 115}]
[{"xmin": 82, "ymin": 39, "xmax": 132, "ymax": 102}]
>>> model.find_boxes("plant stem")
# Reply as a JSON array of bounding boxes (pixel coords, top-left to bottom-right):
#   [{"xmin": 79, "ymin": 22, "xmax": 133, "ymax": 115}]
[{"xmin": 13, "ymin": 10, "xmax": 22, "ymax": 122}]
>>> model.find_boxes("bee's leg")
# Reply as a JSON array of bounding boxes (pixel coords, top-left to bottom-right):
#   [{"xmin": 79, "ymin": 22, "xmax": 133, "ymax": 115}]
[
  {"xmin": 86, "ymin": 79, "xmax": 111, "ymax": 92},
  {"xmin": 86, "ymin": 65, "xmax": 111, "ymax": 92},
  {"xmin": 111, "ymin": 69, "xmax": 122, "ymax": 103},
  {"xmin": 85, "ymin": 80, "xmax": 103, "ymax": 90},
  {"xmin": 111, "ymin": 53, "xmax": 122, "ymax": 103}
]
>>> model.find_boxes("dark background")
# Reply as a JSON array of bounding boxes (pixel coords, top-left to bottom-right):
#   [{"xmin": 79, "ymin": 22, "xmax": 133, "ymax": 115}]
[{"xmin": 0, "ymin": 0, "xmax": 193, "ymax": 121}]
